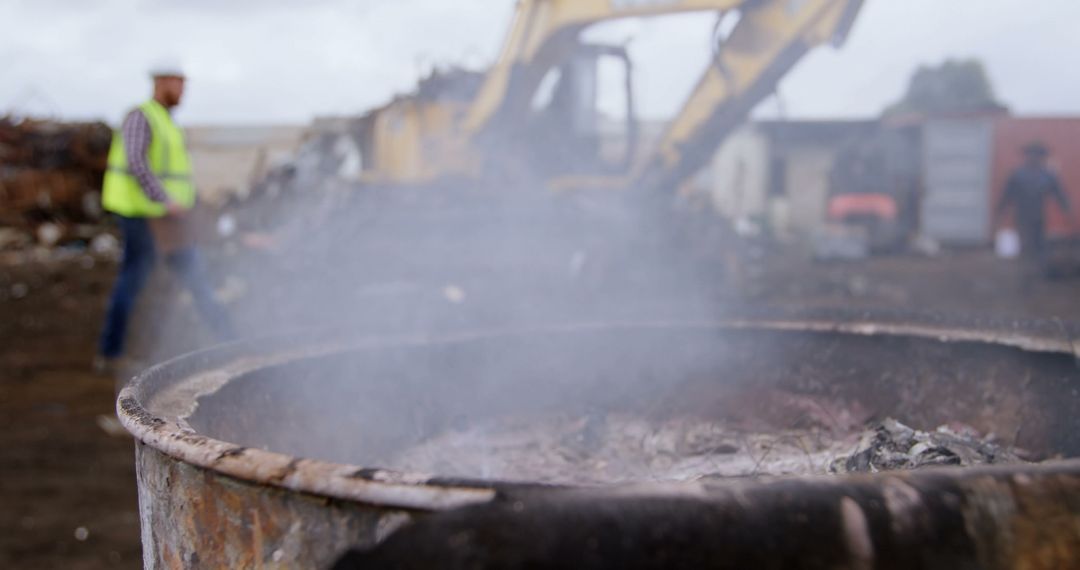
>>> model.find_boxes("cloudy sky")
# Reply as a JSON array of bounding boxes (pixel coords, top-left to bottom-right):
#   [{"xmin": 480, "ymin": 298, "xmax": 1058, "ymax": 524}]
[{"xmin": 3, "ymin": 0, "xmax": 1078, "ymax": 126}]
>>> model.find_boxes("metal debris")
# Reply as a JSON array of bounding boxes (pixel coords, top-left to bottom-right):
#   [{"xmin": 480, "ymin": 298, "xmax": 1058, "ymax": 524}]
[
  {"xmin": 832, "ymin": 418, "xmax": 1023, "ymax": 474},
  {"xmin": 0, "ymin": 115, "xmax": 111, "ymax": 230}
]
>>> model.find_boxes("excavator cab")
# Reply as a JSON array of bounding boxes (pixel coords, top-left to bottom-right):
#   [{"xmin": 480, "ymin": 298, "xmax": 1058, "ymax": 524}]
[{"xmin": 523, "ymin": 43, "xmax": 638, "ymax": 179}]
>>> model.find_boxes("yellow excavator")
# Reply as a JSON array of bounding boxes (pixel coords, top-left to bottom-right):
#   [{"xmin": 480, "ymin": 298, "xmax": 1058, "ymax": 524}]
[{"xmin": 355, "ymin": 0, "xmax": 865, "ymax": 197}]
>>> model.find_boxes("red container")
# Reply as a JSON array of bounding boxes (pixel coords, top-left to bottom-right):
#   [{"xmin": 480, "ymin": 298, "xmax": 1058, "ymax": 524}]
[{"xmin": 992, "ymin": 117, "xmax": 1080, "ymax": 238}]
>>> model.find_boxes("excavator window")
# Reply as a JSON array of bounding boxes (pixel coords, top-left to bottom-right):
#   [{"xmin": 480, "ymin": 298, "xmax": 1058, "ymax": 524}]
[{"xmin": 524, "ymin": 45, "xmax": 637, "ymax": 178}]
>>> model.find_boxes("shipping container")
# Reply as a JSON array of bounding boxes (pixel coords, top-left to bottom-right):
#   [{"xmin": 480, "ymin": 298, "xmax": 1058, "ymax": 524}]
[
  {"xmin": 920, "ymin": 118, "xmax": 996, "ymax": 245},
  {"xmin": 991, "ymin": 117, "xmax": 1080, "ymax": 239}
]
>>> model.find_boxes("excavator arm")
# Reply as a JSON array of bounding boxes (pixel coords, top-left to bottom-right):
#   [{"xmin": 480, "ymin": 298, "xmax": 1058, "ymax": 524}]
[
  {"xmin": 359, "ymin": 0, "xmax": 864, "ymax": 191},
  {"xmin": 464, "ymin": 0, "xmax": 755, "ymax": 136},
  {"xmin": 463, "ymin": 0, "xmax": 864, "ymax": 193},
  {"xmin": 634, "ymin": 0, "xmax": 865, "ymax": 193}
]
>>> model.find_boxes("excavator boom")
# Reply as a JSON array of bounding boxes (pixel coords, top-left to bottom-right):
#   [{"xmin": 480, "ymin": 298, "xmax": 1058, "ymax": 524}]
[
  {"xmin": 464, "ymin": 0, "xmax": 865, "ymax": 193},
  {"xmin": 464, "ymin": 0, "xmax": 755, "ymax": 134},
  {"xmin": 634, "ymin": 0, "xmax": 865, "ymax": 193}
]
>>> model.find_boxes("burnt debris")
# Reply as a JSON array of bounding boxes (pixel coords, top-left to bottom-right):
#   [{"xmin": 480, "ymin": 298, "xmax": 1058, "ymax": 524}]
[{"xmin": 834, "ymin": 419, "xmax": 1024, "ymax": 474}]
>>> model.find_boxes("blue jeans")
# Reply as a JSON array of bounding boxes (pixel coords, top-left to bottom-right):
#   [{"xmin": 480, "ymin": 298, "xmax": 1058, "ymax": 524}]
[{"xmin": 98, "ymin": 216, "xmax": 235, "ymax": 358}]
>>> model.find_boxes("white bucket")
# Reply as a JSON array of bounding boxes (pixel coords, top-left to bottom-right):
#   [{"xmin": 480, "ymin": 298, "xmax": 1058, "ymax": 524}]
[{"xmin": 995, "ymin": 229, "xmax": 1021, "ymax": 259}]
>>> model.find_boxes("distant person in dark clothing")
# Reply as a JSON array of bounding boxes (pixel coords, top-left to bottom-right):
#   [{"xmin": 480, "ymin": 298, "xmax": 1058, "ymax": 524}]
[{"xmin": 995, "ymin": 142, "xmax": 1070, "ymax": 260}]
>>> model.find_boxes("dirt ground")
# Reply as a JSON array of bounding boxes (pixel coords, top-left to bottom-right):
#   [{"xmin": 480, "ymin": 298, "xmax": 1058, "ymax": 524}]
[
  {"xmin": 0, "ymin": 253, "xmax": 141, "ymax": 570},
  {"xmin": 2, "ymin": 245, "xmax": 1079, "ymax": 569}
]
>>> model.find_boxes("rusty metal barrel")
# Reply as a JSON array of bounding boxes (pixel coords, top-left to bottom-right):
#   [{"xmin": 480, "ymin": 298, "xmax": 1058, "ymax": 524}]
[{"xmin": 118, "ymin": 312, "xmax": 1080, "ymax": 569}]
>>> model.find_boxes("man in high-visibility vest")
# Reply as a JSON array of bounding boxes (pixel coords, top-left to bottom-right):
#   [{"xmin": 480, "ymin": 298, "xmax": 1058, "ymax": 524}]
[{"xmin": 96, "ymin": 60, "xmax": 234, "ymax": 372}]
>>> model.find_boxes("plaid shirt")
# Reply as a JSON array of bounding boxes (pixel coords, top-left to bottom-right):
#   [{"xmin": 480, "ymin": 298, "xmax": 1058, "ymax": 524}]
[{"xmin": 121, "ymin": 108, "xmax": 170, "ymax": 203}]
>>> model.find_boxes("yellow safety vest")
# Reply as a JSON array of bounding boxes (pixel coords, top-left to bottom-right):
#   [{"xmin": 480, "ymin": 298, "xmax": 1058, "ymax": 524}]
[{"xmin": 102, "ymin": 100, "xmax": 195, "ymax": 218}]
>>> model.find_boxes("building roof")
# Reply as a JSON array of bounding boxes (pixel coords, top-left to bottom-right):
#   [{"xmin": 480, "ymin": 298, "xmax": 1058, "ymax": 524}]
[{"xmin": 755, "ymin": 119, "xmax": 879, "ymax": 146}]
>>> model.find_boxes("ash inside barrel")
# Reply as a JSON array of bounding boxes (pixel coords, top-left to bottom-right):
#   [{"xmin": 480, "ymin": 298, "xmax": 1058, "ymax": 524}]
[
  {"xmin": 831, "ymin": 418, "xmax": 1023, "ymax": 474},
  {"xmin": 388, "ymin": 414, "xmax": 1024, "ymax": 485},
  {"xmin": 391, "ymin": 414, "xmax": 854, "ymax": 485}
]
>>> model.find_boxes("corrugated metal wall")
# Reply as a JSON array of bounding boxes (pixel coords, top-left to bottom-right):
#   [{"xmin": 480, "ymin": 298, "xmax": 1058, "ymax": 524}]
[
  {"xmin": 920, "ymin": 119, "xmax": 995, "ymax": 245},
  {"xmin": 991, "ymin": 117, "xmax": 1080, "ymax": 238}
]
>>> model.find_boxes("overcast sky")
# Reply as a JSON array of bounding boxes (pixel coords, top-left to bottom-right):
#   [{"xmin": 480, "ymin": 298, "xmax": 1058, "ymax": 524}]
[{"xmin": 3, "ymin": 0, "xmax": 1078, "ymax": 126}]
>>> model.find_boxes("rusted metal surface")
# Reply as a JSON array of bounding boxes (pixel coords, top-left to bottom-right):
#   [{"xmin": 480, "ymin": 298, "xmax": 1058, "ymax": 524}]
[
  {"xmin": 135, "ymin": 443, "xmax": 415, "ymax": 569},
  {"xmin": 338, "ymin": 462, "xmax": 1080, "ymax": 569},
  {"xmin": 119, "ymin": 312, "xmax": 1080, "ymax": 568}
]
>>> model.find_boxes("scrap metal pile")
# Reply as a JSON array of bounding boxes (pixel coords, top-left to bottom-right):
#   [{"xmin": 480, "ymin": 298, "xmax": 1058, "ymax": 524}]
[
  {"xmin": 0, "ymin": 116, "xmax": 112, "ymax": 249},
  {"xmin": 390, "ymin": 413, "xmax": 1023, "ymax": 485}
]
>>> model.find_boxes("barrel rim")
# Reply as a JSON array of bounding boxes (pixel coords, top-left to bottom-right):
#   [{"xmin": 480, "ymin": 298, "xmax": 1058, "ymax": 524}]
[{"xmin": 116, "ymin": 310, "xmax": 1080, "ymax": 511}]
